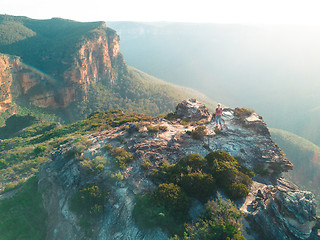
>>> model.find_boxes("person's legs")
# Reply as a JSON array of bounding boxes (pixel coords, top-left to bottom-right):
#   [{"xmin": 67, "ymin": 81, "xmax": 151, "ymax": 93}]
[{"xmin": 216, "ymin": 116, "xmax": 222, "ymax": 129}]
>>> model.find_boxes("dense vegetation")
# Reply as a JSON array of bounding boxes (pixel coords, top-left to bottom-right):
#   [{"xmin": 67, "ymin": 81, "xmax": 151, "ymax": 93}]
[
  {"xmin": 134, "ymin": 151, "xmax": 252, "ymax": 237},
  {"xmin": 0, "ymin": 177, "xmax": 47, "ymax": 240},
  {"xmin": 270, "ymin": 128, "xmax": 320, "ymax": 205},
  {"xmin": 171, "ymin": 197, "xmax": 245, "ymax": 240},
  {"xmin": 70, "ymin": 185, "xmax": 108, "ymax": 235},
  {"xmin": 0, "ymin": 111, "xmax": 153, "ymax": 191}
]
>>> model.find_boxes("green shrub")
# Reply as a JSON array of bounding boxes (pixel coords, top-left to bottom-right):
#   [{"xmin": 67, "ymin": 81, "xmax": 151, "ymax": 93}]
[
  {"xmin": 225, "ymin": 182, "xmax": 249, "ymax": 200},
  {"xmin": 110, "ymin": 171, "xmax": 124, "ymax": 181},
  {"xmin": 102, "ymin": 143, "xmax": 111, "ymax": 152},
  {"xmin": 64, "ymin": 148, "xmax": 81, "ymax": 159},
  {"xmin": 238, "ymin": 164, "xmax": 255, "ymax": 178},
  {"xmin": 70, "ymin": 185, "xmax": 108, "ymax": 216},
  {"xmin": 205, "ymin": 151, "xmax": 252, "ymax": 200},
  {"xmin": 165, "ymin": 112, "xmax": 180, "ymax": 121},
  {"xmin": 141, "ymin": 158, "xmax": 153, "ymax": 170},
  {"xmin": 191, "ymin": 126, "xmax": 208, "ymax": 140},
  {"xmin": 151, "ymin": 183, "xmax": 191, "ymax": 217},
  {"xmin": 79, "ymin": 156, "xmax": 106, "ymax": 173},
  {"xmin": 70, "ymin": 185, "xmax": 108, "ymax": 236},
  {"xmin": 178, "ymin": 172, "xmax": 216, "ymax": 202},
  {"xmin": 110, "ymin": 147, "xmax": 134, "ymax": 169},
  {"xmin": 0, "ymin": 158, "xmax": 8, "ymax": 169},
  {"xmin": 176, "ymin": 153, "xmax": 206, "ymax": 172},
  {"xmin": 133, "ymin": 194, "xmax": 184, "ymax": 235},
  {"xmin": 205, "ymin": 151, "xmax": 238, "ymax": 183},
  {"xmin": 174, "ymin": 197, "xmax": 245, "ymax": 240},
  {"xmin": 33, "ymin": 145, "xmax": 47, "ymax": 155},
  {"xmin": 147, "ymin": 125, "xmax": 160, "ymax": 133}
]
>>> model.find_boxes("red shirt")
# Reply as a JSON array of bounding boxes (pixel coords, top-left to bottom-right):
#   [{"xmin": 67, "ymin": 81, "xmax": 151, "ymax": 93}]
[{"xmin": 215, "ymin": 108, "xmax": 223, "ymax": 116}]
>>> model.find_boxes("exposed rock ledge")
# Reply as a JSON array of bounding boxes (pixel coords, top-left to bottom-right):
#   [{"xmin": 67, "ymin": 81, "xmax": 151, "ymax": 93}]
[{"xmin": 38, "ymin": 99, "xmax": 319, "ymax": 240}]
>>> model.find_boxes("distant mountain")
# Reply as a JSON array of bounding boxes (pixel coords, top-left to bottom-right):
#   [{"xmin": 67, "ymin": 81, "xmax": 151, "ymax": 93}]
[
  {"xmin": 108, "ymin": 21, "xmax": 320, "ymax": 146},
  {"xmin": 0, "ymin": 15, "xmax": 216, "ymax": 124},
  {"xmin": 270, "ymin": 128, "xmax": 320, "ymax": 204}
]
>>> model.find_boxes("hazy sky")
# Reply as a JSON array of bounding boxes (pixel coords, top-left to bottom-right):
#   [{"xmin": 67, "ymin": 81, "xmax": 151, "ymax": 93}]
[{"xmin": 1, "ymin": 0, "xmax": 320, "ymax": 24}]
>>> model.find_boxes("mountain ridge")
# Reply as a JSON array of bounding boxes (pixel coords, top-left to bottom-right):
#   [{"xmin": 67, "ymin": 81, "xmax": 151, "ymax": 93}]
[{"xmin": 0, "ymin": 15, "xmax": 216, "ymax": 124}]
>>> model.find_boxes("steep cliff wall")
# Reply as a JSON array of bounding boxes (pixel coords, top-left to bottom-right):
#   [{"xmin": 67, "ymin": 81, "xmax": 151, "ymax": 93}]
[
  {"xmin": 0, "ymin": 54, "xmax": 14, "ymax": 112},
  {"xmin": 0, "ymin": 24, "xmax": 125, "ymax": 112},
  {"xmin": 63, "ymin": 27, "xmax": 125, "ymax": 89}
]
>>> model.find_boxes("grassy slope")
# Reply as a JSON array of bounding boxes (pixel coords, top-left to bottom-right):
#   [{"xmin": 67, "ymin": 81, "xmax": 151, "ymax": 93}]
[
  {"xmin": 270, "ymin": 128, "xmax": 320, "ymax": 204},
  {"xmin": 0, "ymin": 110, "xmax": 154, "ymax": 239},
  {"xmin": 0, "ymin": 177, "xmax": 47, "ymax": 240}
]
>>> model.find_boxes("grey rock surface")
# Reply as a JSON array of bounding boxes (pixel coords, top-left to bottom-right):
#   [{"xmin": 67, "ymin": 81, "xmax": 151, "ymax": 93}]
[{"xmin": 175, "ymin": 98, "xmax": 211, "ymax": 122}]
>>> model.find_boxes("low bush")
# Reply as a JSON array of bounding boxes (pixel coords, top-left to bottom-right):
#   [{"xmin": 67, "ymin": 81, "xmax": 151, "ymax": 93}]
[
  {"xmin": 191, "ymin": 126, "xmax": 208, "ymax": 140},
  {"xmin": 151, "ymin": 183, "xmax": 191, "ymax": 217},
  {"xmin": 110, "ymin": 147, "xmax": 134, "ymax": 169},
  {"xmin": 177, "ymin": 172, "xmax": 216, "ymax": 202},
  {"xmin": 70, "ymin": 185, "xmax": 108, "ymax": 217},
  {"xmin": 79, "ymin": 156, "xmax": 106, "ymax": 173},
  {"xmin": 0, "ymin": 158, "xmax": 8, "ymax": 169},
  {"xmin": 225, "ymin": 182, "xmax": 250, "ymax": 200},
  {"xmin": 147, "ymin": 125, "xmax": 160, "ymax": 133},
  {"xmin": 110, "ymin": 171, "xmax": 124, "ymax": 181},
  {"xmin": 141, "ymin": 158, "xmax": 153, "ymax": 170},
  {"xmin": 172, "ymin": 197, "xmax": 245, "ymax": 240},
  {"xmin": 234, "ymin": 107, "xmax": 254, "ymax": 118},
  {"xmin": 205, "ymin": 151, "xmax": 251, "ymax": 200},
  {"xmin": 33, "ymin": 145, "xmax": 47, "ymax": 155},
  {"xmin": 176, "ymin": 153, "xmax": 207, "ymax": 172},
  {"xmin": 70, "ymin": 185, "xmax": 108, "ymax": 236},
  {"xmin": 133, "ymin": 194, "xmax": 185, "ymax": 235},
  {"xmin": 165, "ymin": 112, "xmax": 180, "ymax": 121}
]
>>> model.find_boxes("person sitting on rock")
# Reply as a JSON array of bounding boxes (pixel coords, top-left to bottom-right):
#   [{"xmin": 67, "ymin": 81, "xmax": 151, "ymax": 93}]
[{"xmin": 215, "ymin": 103, "xmax": 223, "ymax": 129}]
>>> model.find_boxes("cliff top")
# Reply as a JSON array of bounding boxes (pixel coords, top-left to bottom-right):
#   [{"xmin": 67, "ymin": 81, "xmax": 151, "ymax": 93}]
[{"xmin": 35, "ymin": 99, "xmax": 318, "ymax": 239}]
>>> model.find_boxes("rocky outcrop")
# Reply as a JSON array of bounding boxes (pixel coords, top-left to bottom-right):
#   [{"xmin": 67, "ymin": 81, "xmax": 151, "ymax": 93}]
[
  {"xmin": 0, "ymin": 23, "xmax": 125, "ymax": 112},
  {"xmin": 175, "ymin": 98, "xmax": 211, "ymax": 121},
  {"xmin": 38, "ymin": 100, "xmax": 318, "ymax": 240},
  {"xmin": 242, "ymin": 178, "xmax": 318, "ymax": 240}
]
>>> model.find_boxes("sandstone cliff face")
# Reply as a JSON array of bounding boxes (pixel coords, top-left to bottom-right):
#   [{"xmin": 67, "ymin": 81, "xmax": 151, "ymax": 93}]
[
  {"xmin": 0, "ymin": 54, "xmax": 14, "ymax": 112},
  {"xmin": 63, "ymin": 29, "xmax": 124, "ymax": 88},
  {"xmin": 0, "ymin": 25, "xmax": 125, "ymax": 112},
  {"xmin": 38, "ymin": 100, "xmax": 320, "ymax": 240}
]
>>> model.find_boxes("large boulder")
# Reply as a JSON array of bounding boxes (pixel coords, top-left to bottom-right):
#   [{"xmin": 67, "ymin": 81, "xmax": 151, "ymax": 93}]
[{"xmin": 175, "ymin": 99, "xmax": 211, "ymax": 122}]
